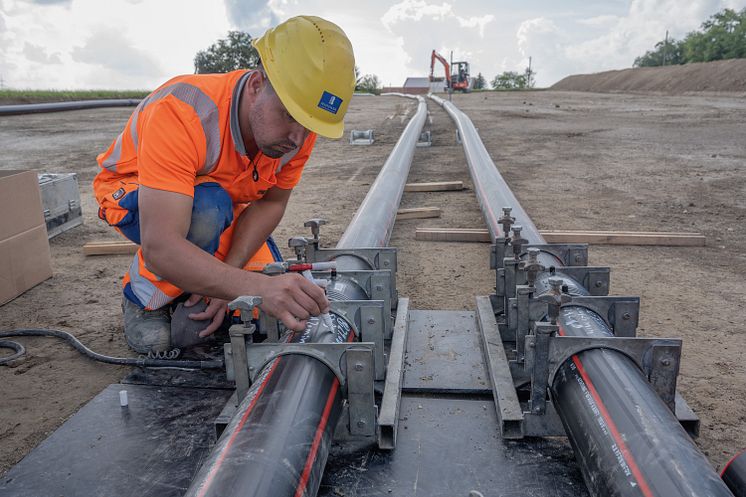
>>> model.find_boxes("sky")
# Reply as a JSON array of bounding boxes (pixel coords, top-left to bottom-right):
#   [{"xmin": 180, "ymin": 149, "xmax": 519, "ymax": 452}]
[{"xmin": 1, "ymin": 0, "xmax": 745, "ymax": 90}]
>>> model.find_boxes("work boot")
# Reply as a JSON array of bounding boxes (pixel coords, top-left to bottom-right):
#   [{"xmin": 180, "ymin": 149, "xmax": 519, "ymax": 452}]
[{"xmin": 121, "ymin": 296, "xmax": 172, "ymax": 354}]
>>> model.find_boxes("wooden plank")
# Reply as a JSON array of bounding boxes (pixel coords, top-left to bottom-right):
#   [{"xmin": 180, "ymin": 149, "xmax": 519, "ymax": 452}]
[
  {"xmin": 415, "ymin": 228, "xmax": 705, "ymax": 246},
  {"xmin": 542, "ymin": 232, "xmax": 705, "ymax": 247},
  {"xmin": 415, "ymin": 228, "xmax": 491, "ymax": 242},
  {"xmin": 83, "ymin": 240, "xmax": 138, "ymax": 256},
  {"xmin": 404, "ymin": 181, "xmax": 464, "ymax": 192},
  {"xmin": 396, "ymin": 207, "xmax": 442, "ymax": 220}
]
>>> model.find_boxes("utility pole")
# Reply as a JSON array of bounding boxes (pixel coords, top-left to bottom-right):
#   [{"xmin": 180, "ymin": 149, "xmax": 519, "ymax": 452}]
[
  {"xmin": 663, "ymin": 30, "xmax": 669, "ymax": 66},
  {"xmin": 449, "ymin": 50, "xmax": 453, "ymax": 101}
]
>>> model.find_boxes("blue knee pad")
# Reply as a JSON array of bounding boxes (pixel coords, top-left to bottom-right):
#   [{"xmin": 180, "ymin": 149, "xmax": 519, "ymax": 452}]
[{"xmin": 116, "ymin": 182, "xmax": 233, "ymax": 254}]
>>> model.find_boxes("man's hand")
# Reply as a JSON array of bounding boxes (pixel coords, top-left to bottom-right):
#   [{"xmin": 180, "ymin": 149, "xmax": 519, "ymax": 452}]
[
  {"xmin": 184, "ymin": 294, "xmax": 228, "ymax": 337},
  {"xmin": 257, "ymin": 273, "xmax": 330, "ymax": 331}
]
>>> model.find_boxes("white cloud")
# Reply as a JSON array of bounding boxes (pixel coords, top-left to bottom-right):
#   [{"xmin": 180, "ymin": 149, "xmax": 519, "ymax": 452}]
[
  {"xmin": 223, "ymin": 0, "xmax": 280, "ymax": 36},
  {"xmin": 0, "ymin": 0, "xmax": 230, "ymax": 89},
  {"xmin": 380, "ymin": 0, "xmax": 497, "ymax": 85},
  {"xmin": 514, "ymin": 0, "xmax": 746, "ymax": 86},
  {"xmin": 72, "ymin": 31, "xmax": 161, "ymax": 77},
  {"xmin": 1, "ymin": 0, "xmax": 745, "ymax": 90},
  {"xmin": 23, "ymin": 42, "xmax": 61, "ymax": 64},
  {"xmin": 382, "ymin": 0, "xmax": 494, "ymax": 37}
]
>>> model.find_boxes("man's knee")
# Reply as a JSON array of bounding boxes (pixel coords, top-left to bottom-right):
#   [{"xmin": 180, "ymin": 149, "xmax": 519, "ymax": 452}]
[{"xmin": 186, "ymin": 182, "xmax": 233, "ymax": 254}]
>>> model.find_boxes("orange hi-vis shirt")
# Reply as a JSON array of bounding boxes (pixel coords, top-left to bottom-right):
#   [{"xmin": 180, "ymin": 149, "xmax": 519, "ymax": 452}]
[{"xmin": 93, "ymin": 69, "xmax": 317, "ymax": 226}]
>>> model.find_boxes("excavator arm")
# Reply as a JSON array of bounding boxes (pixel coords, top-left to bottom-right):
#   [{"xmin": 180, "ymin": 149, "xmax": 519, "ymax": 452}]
[{"xmin": 429, "ymin": 50, "xmax": 450, "ymax": 89}]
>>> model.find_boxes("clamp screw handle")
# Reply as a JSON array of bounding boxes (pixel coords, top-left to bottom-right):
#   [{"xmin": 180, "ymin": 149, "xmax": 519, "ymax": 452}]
[
  {"xmin": 228, "ymin": 296, "xmax": 263, "ymax": 324},
  {"xmin": 510, "ymin": 225, "xmax": 528, "ymax": 259},
  {"xmin": 498, "ymin": 206, "xmax": 515, "ymax": 236},
  {"xmin": 304, "ymin": 218, "xmax": 327, "ymax": 242},
  {"xmin": 548, "ymin": 277, "xmax": 563, "ymax": 291},
  {"xmin": 521, "ymin": 247, "xmax": 545, "ymax": 287},
  {"xmin": 538, "ymin": 278, "xmax": 571, "ymax": 324},
  {"xmin": 288, "ymin": 236, "xmax": 309, "ymax": 262}
]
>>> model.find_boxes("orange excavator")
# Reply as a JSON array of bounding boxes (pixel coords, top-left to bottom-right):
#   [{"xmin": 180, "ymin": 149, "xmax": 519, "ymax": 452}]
[{"xmin": 429, "ymin": 49, "xmax": 472, "ymax": 92}]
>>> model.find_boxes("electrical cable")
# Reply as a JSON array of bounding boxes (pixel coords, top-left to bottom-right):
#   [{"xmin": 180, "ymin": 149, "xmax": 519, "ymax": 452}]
[{"xmin": 0, "ymin": 329, "xmax": 223, "ymax": 369}]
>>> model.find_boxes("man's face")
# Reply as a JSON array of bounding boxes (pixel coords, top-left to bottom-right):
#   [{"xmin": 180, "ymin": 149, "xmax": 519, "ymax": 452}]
[{"xmin": 248, "ymin": 81, "xmax": 308, "ymax": 159}]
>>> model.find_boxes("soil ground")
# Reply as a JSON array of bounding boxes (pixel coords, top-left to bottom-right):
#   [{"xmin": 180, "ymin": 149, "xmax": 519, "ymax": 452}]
[
  {"xmin": 0, "ymin": 89, "xmax": 744, "ymax": 477},
  {"xmin": 551, "ymin": 58, "xmax": 746, "ymax": 94}
]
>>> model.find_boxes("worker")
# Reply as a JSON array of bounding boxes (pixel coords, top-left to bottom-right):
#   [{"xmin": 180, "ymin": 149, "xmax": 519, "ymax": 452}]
[{"xmin": 92, "ymin": 16, "xmax": 356, "ymax": 354}]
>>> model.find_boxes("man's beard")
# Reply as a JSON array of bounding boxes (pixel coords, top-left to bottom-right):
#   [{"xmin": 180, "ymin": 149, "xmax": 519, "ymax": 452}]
[{"xmin": 261, "ymin": 143, "xmax": 296, "ymax": 159}]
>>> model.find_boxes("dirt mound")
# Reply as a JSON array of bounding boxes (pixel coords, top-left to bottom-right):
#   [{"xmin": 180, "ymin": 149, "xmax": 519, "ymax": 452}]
[{"xmin": 551, "ymin": 58, "xmax": 746, "ymax": 94}]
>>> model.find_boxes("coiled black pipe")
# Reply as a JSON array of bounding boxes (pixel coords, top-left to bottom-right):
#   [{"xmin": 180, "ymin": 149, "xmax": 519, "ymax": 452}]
[{"xmin": 0, "ymin": 99, "xmax": 140, "ymax": 116}]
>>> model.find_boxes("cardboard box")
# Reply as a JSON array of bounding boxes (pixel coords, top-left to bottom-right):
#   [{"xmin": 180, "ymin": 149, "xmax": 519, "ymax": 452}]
[{"xmin": 0, "ymin": 170, "xmax": 53, "ymax": 305}]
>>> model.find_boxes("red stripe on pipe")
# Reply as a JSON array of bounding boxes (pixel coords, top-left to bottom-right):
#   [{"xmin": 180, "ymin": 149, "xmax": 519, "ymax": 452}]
[
  {"xmin": 721, "ymin": 449, "xmax": 745, "ymax": 477},
  {"xmin": 294, "ymin": 331, "xmax": 357, "ymax": 497},
  {"xmin": 294, "ymin": 379, "xmax": 340, "ymax": 497},
  {"xmin": 195, "ymin": 358, "xmax": 282, "ymax": 497},
  {"xmin": 557, "ymin": 326, "xmax": 654, "ymax": 497}
]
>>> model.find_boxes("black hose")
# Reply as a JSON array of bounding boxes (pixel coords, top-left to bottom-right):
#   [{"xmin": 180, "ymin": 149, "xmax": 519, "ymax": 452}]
[
  {"xmin": 0, "ymin": 329, "xmax": 223, "ymax": 369},
  {"xmin": 0, "ymin": 99, "xmax": 141, "ymax": 116}
]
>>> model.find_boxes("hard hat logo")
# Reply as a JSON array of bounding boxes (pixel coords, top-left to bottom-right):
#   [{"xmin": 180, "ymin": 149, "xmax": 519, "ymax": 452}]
[
  {"xmin": 318, "ymin": 91, "xmax": 342, "ymax": 115},
  {"xmin": 252, "ymin": 15, "xmax": 355, "ymax": 139}
]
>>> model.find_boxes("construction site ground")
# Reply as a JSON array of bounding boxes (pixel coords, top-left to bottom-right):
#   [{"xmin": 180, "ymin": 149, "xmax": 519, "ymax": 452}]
[{"xmin": 1, "ymin": 89, "xmax": 744, "ymax": 477}]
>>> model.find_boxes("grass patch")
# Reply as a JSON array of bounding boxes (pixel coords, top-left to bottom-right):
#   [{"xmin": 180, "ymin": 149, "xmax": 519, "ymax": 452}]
[{"xmin": 0, "ymin": 89, "xmax": 150, "ymax": 105}]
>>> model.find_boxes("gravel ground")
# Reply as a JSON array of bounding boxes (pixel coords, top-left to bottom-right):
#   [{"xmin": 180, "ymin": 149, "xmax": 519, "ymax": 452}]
[{"xmin": 0, "ymin": 89, "xmax": 744, "ymax": 476}]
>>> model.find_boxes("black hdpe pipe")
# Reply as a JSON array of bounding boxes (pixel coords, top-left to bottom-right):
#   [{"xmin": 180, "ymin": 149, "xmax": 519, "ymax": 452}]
[
  {"xmin": 429, "ymin": 93, "xmax": 734, "ymax": 497},
  {"xmin": 723, "ymin": 450, "xmax": 746, "ymax": 497},
  {"xmin": 184, "ymin": 95, "xmax": 427, "ymax": 497},
  {"xmin": 0, "ymin": 99, "xmax": 140, "ymax": 116}
]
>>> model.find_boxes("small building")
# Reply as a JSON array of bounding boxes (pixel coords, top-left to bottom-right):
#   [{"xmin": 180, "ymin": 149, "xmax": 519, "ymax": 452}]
[{"xmin": 383, "ymin": 76, "xmax": 444, "ymax": 95}]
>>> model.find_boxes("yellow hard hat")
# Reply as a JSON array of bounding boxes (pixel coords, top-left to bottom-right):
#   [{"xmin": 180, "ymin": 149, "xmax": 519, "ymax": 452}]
[{"xmin": 252, "ymin": 16, "xmax": 355, "ymax": 139}]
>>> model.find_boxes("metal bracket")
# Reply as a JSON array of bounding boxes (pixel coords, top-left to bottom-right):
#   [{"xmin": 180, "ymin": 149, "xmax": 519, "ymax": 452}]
[
  {"xmin": 550, "ymin": 266, "xmax": 610, "ymax": 295},
  {"xmin": 257, "ymin": 312, "xmax": 280, "ymax": 342},
  {"xmin": 326, "ymin": 270, "xmax": 397, "ymax": 339},
  {"xmin": 350, "ymin": 129, "xmax": 374, "ymax": 145},
  {"xmin": 306, "ymin": 246, "xmax": 397, "ymax": 273},
  {"xmin": 492, "ymin": 241, "xmax": 588, "ymax": 270},
  {"xmin": 241, "ymin": 341, "xmax": 375, "ymax": 385},
  {"xmin": 346, "ymin": 348, "xmax": 377, "ymax": 436},
  {"xmin": 416, "ymin": 130, "xmax": 432, "ymax": 147},
  {"xmin": 489, "ymin": 237, "xmax": 507, "ymax": 270},
  {"xmin": 331, "ymin": 300, "xmax": 387, "ymax": 379},
  {"xmin": 506, "ymin": 286, "xmax": 547, "ymax": 360},
  {"xmin": 562, "ymin": 296, "xmax": 640, "ymax": 337},
  {"xmin": 377, "ymin": 298, "xmax": 409, "ymax": 449},
  {"xmin": 525, "ymin": 244, "xmax": 589, "ymax": 267},
  {"xmin": 237, "ymin": 341, "xmax": 378, "ymax": 438},
  {"xmin": 506, "ymin": 294, "xmax": 640, "ymax": 357},
  {"xmin": 525, "ymin": 335, "xmax": 682, "ymax": 411}
]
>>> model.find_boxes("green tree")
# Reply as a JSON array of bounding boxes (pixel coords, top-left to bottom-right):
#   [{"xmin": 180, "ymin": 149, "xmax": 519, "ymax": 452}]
[
  {"xmin": 194, "ymin": 31, "xmax": 260, "ymax": 74},
  {"xmin": 634, "ymin": 8, "xmax": 746, "ymax": 67},
  {"xmin": 491, "ymin": 71, "xmax": 528, "ymax": 90},
  {"xmin": 634, "ymin": 39, "xmax": 684, "ymax": 67},
  {"xmin": 473, "ymin": 72, "xmax": 487, "ymax": 90},
  {"xmin": 356, "ymin": 73, "xmax": 381, "ymax": 94}
]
